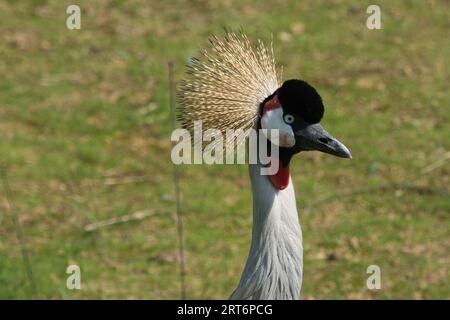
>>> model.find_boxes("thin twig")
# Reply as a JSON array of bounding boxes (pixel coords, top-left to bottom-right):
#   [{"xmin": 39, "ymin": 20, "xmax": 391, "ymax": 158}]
[
  {"xmin": 84, "ymin": 210, "xmax": 158, "ymax": 232},
  {"xmin": 420, "ymin": 151, "xmax": 450, "ymax": 175},
  {"xmin": 104, "ymin": 175, "xmax": 154, "ymax": 186},
  {"xmin": 0, "ymin": 165, "xmax": 37, "ymax": 297},
  {"xmin": 304, "ymin": 152, "xmax": 450, "ymax": 213},
  {"xmin": 304, "ymin": 183, "xmax": 449, "ymax": 212},
  {"xmin": 169, "ymin": 61, "xmax": 187, "ymax": 299}
]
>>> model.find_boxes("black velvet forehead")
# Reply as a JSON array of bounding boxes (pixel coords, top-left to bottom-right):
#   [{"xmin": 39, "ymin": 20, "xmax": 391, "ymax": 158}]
[{"xmin": 277, "ymin": 79, "xmax": 324, "ymax": 124}]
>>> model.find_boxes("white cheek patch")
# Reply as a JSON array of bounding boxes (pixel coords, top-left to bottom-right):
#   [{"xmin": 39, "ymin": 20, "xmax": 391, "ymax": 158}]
[{"xmin": 260, "ymin": 107, "xmax": 296, "ymax": 147}]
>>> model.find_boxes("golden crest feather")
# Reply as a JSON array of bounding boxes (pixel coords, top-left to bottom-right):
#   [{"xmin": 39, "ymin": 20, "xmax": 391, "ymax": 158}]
[{"xmin": 177, "ymin": 31, "xmax": 281, "ymax": 152}]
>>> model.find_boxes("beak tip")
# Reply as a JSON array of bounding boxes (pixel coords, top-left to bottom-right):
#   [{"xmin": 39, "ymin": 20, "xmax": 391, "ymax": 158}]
[
  {"xmin": 337, "ymin": 144, "xmax": 352, "ymax": 159},
  {"xmin": 338, "ymin": 152, "xmax": 352, "ymax": 159},
  {"xmin": 345, "ymin": 150, "xmax": 352, "ymax": 159}
]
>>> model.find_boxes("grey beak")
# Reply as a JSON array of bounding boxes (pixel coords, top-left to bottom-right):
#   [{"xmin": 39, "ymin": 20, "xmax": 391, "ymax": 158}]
[{"xmin": 295, "ymin": 123, "xmax": 352, "ymax": 159}]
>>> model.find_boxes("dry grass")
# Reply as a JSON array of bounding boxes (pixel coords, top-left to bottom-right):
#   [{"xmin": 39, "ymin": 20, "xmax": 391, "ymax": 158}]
[{"xmin": 0, "ymin": 0, "xmax": 448, "ymax": 299}]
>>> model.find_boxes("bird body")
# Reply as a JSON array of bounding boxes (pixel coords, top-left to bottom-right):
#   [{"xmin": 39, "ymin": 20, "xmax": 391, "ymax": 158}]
[{"xmin": 177, "ymin": 31, "xmax": 351, "ymax": 299}]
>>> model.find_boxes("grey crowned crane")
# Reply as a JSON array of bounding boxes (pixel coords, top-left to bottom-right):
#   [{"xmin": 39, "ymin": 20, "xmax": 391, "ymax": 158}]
[{"xmin": 177, "ymin": 31, "xmax": 351, "ymax": 300}]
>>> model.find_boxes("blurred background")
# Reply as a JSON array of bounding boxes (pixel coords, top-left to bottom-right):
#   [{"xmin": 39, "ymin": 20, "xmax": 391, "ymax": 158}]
[{"xmin": 0, "ymin": 0, "xmax": 448, "ymax": 299}]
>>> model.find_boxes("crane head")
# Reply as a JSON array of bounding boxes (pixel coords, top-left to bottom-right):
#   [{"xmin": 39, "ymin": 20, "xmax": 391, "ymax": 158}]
[{"xmin": 260, "ymin": 79, "xmax": 351, "ymax": 189}]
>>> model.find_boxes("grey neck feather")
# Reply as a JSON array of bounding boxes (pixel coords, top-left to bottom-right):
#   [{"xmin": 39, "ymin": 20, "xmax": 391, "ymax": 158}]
[{"xmin": 230, "ymin": 163, "xmax": 303, "ymax": 300}]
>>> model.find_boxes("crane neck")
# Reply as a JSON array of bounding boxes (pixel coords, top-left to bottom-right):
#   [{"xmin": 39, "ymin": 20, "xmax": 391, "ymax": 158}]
[{"xmin": 230, "ymin": 163, "xmax": 303, "ymax": 299}]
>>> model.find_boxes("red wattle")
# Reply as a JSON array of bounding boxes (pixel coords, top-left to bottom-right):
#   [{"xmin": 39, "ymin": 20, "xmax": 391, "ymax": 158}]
[
  {"xmin": 263, "ymin": 94, "xmax": 290, "ymax": 190},
  {"xmin": 262, "ymin": 95, "xmax": 281, "ymax": 114},
  {"xmin": 269, "ymin": 164, "xmax": 290, "ymax": 190}
]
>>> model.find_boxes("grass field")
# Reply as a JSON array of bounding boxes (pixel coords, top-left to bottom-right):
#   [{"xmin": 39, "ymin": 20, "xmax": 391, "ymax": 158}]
[{"xmin": 0, "ymin": 0, "xmax": 449, "ymax": 299}]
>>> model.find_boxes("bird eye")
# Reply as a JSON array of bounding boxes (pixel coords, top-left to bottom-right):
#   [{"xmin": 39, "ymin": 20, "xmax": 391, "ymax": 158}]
[{"xmin": 283, "ymin": 114, "xmax": 295, "ymax": 124}]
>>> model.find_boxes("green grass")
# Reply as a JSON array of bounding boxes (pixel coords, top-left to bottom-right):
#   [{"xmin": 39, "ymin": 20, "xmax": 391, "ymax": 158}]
[{"xmin": 0, "ymin": 0, "xmax": 449, "ymax": 299}]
